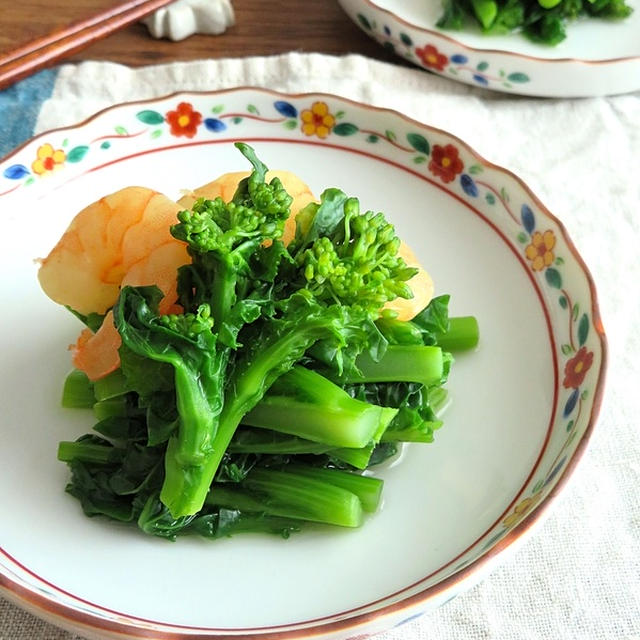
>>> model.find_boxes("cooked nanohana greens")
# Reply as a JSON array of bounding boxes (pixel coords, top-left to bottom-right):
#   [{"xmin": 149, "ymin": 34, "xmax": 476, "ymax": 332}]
[
  {"xmin": 436, "ymin": 0, "xmax": 632, "ymax": 45},
  {"xmin": 49, "ymin": 143, "xmax": 478, "ymax": 541}
]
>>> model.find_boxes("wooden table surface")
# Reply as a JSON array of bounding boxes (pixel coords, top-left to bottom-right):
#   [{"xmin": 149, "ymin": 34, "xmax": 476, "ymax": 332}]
[{"xmin": 0, "ymin": 0, "xmax": 403, "ymax": 72}]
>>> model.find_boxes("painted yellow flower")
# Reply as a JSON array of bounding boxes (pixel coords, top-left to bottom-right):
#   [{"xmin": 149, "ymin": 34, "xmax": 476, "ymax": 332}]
[
  {"xmin": 32, "ymin": 143, "xmax": 66, "ymax": 176},
  {"xmin": 525, "ymin": 229, "xmax": 556, "ymax": 271},
  {"xmin": 502, "ymin": 491, "xmax": 542, "ymax": 528},
  {"xmin": 300, "ymin": 102, "xmax": 336, "ymax": 139}
]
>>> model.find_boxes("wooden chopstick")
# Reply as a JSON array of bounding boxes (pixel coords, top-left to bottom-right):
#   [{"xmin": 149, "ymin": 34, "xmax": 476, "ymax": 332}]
[{"xmin": 0, "ymin": 0, "xmax": 176, "ymax": 91}]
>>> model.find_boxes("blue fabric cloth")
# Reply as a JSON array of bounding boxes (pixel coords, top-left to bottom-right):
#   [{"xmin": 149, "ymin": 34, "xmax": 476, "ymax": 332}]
[{"xmin": 0, "ymin": 68, "xmax": 59, "ymax": 159}]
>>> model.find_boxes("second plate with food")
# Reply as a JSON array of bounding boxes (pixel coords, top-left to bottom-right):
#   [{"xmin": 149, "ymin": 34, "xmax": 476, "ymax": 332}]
[
  {"xmin": 0, "ymin": 88, "xmax": 605, "ymax": 639},
  {"xmin": 338, "ymin": 0, "xmax": 640, "ymax": 97}
]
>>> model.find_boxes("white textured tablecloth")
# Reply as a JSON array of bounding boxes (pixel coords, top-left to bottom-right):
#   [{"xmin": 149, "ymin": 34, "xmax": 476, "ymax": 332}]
[{"xmin": 1, "ymin": 53, "xmax": 639, "ymax": 640}]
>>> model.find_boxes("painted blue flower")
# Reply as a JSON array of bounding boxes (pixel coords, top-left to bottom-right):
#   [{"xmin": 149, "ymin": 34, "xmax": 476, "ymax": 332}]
[
  {"xmin": 204, "ymin": 118, "xmax": 227, "ymax": 133},
  {"xmin": 521, "ymin": 204, "xmax": 535, "ymax": 234},
  {"xmin": 2, "ymin": 164, "xmax": 30, "ymax": 180},
  {"xmin": 460, "ymin": 174, "xmax": 478, "ymax": 197},
  {"xmin": 274, "ymin": 101, "xmax": 297, "ymax": 118}
]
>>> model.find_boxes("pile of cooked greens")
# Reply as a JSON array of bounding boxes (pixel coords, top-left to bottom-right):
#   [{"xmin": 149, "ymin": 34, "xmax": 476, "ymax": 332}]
[
  {"xmin": 436, "ymin": 0, "xmax": 633, "ymax": 45},
  {"xmin": 57, "ymin": 143, "xmax": 478, "ymax": 541}
]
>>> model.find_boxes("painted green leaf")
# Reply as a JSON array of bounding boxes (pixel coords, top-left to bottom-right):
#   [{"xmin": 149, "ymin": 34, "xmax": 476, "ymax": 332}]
[
  {"xmin": 366, "ymin": 134, "xmax": 379, "ymax": 143},
  {"xmin": 385, "ymin": 129, "xmax": 397, "ymax": 142},
  {"xmin": 559, "ymin": 295, "xmax": 568, "ymax": 309},
  {"xmin": 100, "ymin": 141, "xmax": 111, "ymax": 150},
  {"xmin": 136, "ymin": 110, "xmax": 164, "ymax": 125},
  {"xmin": 151, "ymin": 129, "xmax": 163, "ymax": 139},
  {"xmin": 578, "ymin": 313, "xmax": 589, "ymax": 346},
  {"xmin": 532, "ymin": 479, "xmax": 544, "ymax": 493},
  {"xmin": 413, "ymin": 156, "xmax": 426, "ymax": 164},
  {"xmin": 486, "ymin": 193, "xmax": 496, "ymax": 205},
  {"xmin": 556, "ymin": 256, "xmax": 565, "ymax": 265},
  {"xmin": 449, "ymin": 67, "xmax": 458, "ymax": 75},
  {"xmin": 67, "ymin": 146, "xmax": 89, "ymax": 163},
  {"xmin": 333, "ymin": 122, "xmax": 359, "ymax": 136},
  {"xmin": 406, "ymin": 133, "xmax": 430, "ymax": 155},
  {"xmin": 581, "ymin": 389, "xmax": 589, "ymax": 400},
  {"xmin": 335, "ymin": 110, "xmax": 346, "ymax": 119},
  {"xmin": 507, "ymin": 72, "xmax": 530, "ymax": 83},
  {"xmin": 572, "ymin": 303, "xmax": 580, "ymax": 321},
  {"xmin": 561, "ymin": 343, "xmax": 573, "ymax": 355},
  {"xmin": 283, "ymin": 119, "xmax": 297, "ymax": 130},
  {"xmin": 357, "ymin": 13, "xmax": 372, "ymax": 30},
  {"xmin": 211, "ymin": 104, "xmax": 224, "ymax": 114},
  {"xmin": 232, "ymin": 117, "xmax": 243, "ymax": 124},
  {"xmin": 468, "ymin": 164, "xmax": 483, "ymax": 175},
  {"xmin": 545, "ymin": 267, "xmax": 562, "ymax": 289},
  {"xmin": 25, "ymin": 176, "xmax": 35, "ymax": 186},
  {"xmin": 517, "ymin": 232, "xmax": 528, "ymax": 244},
  {"xmin": 400, "ymin": 32, "xmax": 413, "ymax": 46},
  {"xmin": 477, "ymin": 61, "xmax": 490, "ymax": 71},
  {"xmin": 247, "ymin": 104, "xmax": 259, "ymax": 115},
  {"xmin": 483, "ymin": 530, "xmax": 506, "ymax": 550},
  {"xmin": 566, "ymin": 419, "xmax": 574, "ymax": 432},
  {"xmin": 62, "ymin": 138, "xmax": 69, "ymax": 147},
  {"xmin": 500, "ymin": 186, "xmax": 510, "ymax": 202},
  {"xmin": 115, "ymin": 126, "xmax": 128, "ymax": 136}
]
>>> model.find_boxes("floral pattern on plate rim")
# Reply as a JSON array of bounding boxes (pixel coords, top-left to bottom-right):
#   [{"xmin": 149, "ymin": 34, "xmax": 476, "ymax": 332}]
[
  {"xmin": 354, "ymin": 12, "xmax": 530, "ymax": 90},
  {"xmin": 0, "ymin": 95, "xmax": 596, "ymax": 564}
]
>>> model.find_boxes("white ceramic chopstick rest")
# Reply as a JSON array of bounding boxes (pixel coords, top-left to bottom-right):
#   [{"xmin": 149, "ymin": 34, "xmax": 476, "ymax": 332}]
[{"xmin": 142, "ymin": 0, "xmax": 234, "ymax": 41}]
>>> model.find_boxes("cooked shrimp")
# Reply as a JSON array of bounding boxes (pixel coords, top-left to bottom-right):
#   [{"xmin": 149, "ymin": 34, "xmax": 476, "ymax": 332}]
[
  {"xmin": 384, "ymin": 242, "xmax": 434, "ymax": 321},
  {"xmin": 38, "ymin": 187, "xmax": 188, "ymax": 316},
  {"xmin": 178, "ymin": 170, "xmax": 317, "ymax": 245},
  {"xmin": 39, "ymin": 186, "xmax": 190, "ymax": 380},
  {"xmin": 69, "ymin": 241, "xmax": 191, "ymax": 380},
  {"xmin": 71, "ymin": 313, "xmax": 120, "ymax": 381}
]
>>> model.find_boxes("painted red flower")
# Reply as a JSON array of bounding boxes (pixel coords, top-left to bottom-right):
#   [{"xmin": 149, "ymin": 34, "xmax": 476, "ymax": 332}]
[
  {"xmin": 416, "ymin": 44, "xmax": 448, "ymax": 72},
  {"xmin": 166, "ymin": 102, "xmax": 202, "ymax": 138},
  {"xmin": 563, "ymin": 347, "xmax": 593, "ymax": 389},
  {"xmin": 429, "ymin": 144, "xmax": 464, "ymax": 183}
]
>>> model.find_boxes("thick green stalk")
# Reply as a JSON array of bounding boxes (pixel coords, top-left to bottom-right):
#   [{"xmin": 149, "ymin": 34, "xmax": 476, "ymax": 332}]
[
  {"xmin": 201, "ymin": 315, "xmax": 353, "ymax": 512},
  {"xmin": 61, "ymin": 370, "xmax": 95, "ymax": 409},
  {"xmin": 92, "ymin": 368, "xmax": 131, "ymax": 401},
  {"xmin": 435, "ymin": 316, "xmax": 479, "ymax": 352},
  {"xmin": 159, "ymin": 365, "xmax": 219, "ymax": 517},
  {"xmin": 229, "ymin": 429, "xmax": 334, "ymax": 455},
  {"xmin": 209, "ymin": 255, "xmax": 236, "ymax": 333},
  {"xmin": 243, "ymin": 396, "xmax": 396, "ymax": 449},
  {"xmin": 58, "ymin": 441, "xmax": 124, "ymax": 465},
  {"xmin": 330, "ymin": 444, "xmax": 375, "ymax": 469},
  {"xmin": 471, "ymin": 0, "xmax": 498, "ymax": 28},
  {"xmin": 244, "ymin": 366, "xmax": 397, "ymax": 448},
  {"xmin": 283, "ymin": 465, "xmax": 383, "ymax": 512},
  {"xmin": 208, "ymin": 469, "xmax": 364, "ymax": 527},
  {"xmin": 345, "ymin": 345, "xmax": 444, "ymax": 388},
  {"xmin": 93, "ymin": 396, "xmax": 129, "ymax": 421}
]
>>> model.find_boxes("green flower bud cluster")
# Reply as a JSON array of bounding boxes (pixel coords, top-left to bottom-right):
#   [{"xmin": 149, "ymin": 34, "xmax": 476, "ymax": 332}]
[
  {"xmin": 298, "ymin": 207, "xmax": 417, "ymax": 311},
  {"xmin": 172, "ymin": 192, "xmax": 288, "ymax": 255},
  {"xmin": 247, "ymin": 175, "xmax": 293, "ymax": 218},
  {"xmin": 158, "ymin": 303, "xmax": 213, "ymax": 339}
]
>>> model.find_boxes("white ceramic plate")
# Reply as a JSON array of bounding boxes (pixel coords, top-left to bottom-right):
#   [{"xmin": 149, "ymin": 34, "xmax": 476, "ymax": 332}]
[
  {"xmin": 0, "ymin": 89, "xmax": 606, "ymax": 639},
  {"xmin": 338, "ymin": 0, "xmax": 640, "ymax": 97}
]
